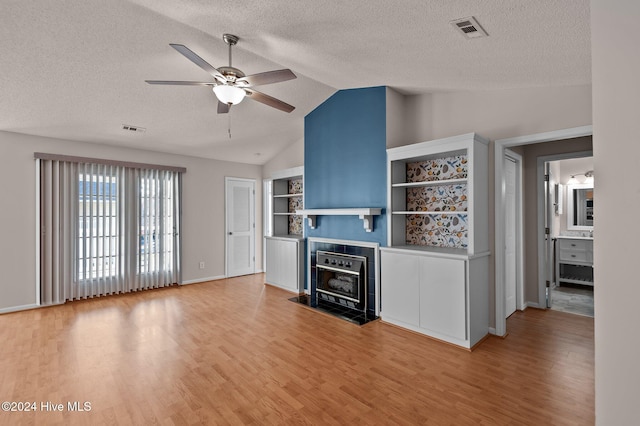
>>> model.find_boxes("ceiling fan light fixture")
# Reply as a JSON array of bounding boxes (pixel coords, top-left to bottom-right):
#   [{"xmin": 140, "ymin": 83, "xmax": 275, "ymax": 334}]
[{"xmin": 213, "ymin": 85, "xmax": 246, "ymax": 105}]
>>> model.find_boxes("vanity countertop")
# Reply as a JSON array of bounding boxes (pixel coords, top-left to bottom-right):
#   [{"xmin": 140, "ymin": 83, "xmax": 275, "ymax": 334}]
[{"xmin": 556, "ymin": 235, "xmax": 593, "ymax": 240}]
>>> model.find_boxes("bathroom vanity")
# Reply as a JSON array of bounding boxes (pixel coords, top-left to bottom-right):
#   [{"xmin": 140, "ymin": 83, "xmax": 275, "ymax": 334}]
[{"xmin": 555, "ymin": 236, "xmax": 594, "ymax": 286}]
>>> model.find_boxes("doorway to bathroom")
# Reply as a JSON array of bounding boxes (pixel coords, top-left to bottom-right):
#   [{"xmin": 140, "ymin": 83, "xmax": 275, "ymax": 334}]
[
  {"xmin": 494, "ymin": 125, "xmax": 593, "ymax": 337},
  {"xmin": 544, "ymin": 155, "xmax": 594, "ymax": 317}
]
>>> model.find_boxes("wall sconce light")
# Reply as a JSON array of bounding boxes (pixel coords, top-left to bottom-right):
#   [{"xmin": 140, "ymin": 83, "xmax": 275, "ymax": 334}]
[
  {"xmin": 584, "ymin": 170, "xmax": 594, "ymax": 184},
  {"xmin": 567, "ymin": 170, "xmax": 594, "ymax": 185}
]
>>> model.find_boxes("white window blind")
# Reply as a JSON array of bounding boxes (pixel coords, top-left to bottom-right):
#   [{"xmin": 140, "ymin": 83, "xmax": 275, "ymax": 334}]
[{"xmin": 38, "ymin": 156, "xmax": 183, "ymax": 304}]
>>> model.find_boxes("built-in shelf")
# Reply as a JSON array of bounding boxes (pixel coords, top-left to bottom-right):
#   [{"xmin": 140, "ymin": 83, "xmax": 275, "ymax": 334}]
[
  {"xmin": 392, "ymin": 211, "xmax": 468, "ymax": 215},
  {"xmin": 296, "ymin": 208, "xmax": 383, "ymax": 232},
  {"xmin": 274, "ymin": 212, "xmax": 297, "ymax": 216},
  {"xmin": 273, "ymin": 193, "xmax": 304, "ymax": 198},
  {"xmin": 391, "ymin": 178, "xmax": 467, "ymax": 188}
]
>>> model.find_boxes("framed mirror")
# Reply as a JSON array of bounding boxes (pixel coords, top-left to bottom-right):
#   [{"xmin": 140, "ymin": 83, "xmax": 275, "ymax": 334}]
[{"xmin": 566, "ymin": 183, "xmax": 594, "ymax": 230}]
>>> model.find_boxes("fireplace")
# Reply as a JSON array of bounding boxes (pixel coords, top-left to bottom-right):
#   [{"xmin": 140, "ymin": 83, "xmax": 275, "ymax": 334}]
[{"xmin": 315, "ymin": 251, "xmax": 367, "ymax": 312}]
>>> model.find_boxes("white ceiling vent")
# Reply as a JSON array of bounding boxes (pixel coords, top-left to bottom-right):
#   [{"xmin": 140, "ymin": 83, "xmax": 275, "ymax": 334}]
[
  {"xmin": 122, "ymin": 124, "xmax": 146, "ymax": 133},
  {"xmin": 450, "ymin": 16, "xmax": 488, "ymax": 39}
]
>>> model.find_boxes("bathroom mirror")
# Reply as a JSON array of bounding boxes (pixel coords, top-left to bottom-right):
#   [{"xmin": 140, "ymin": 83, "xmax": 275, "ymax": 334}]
[{"xmin": 567, "ymin": 183, "xmax": 594, "ymax": 230}]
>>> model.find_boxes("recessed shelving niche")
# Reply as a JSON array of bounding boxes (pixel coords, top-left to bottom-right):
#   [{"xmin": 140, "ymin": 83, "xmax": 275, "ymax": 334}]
[
  {"xmin": 386, "ymin": 133, "xmax": 489, "ymax": 255},
  {"xmin": 273, "ymin": 177, "xmax": 303, "ymax": 236},
  {"xmin": 402, "ymin": 156, "xmax": 469, "ymax": 248}
]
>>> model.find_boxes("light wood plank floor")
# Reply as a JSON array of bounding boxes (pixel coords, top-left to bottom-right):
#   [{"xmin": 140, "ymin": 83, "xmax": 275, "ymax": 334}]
[{"xmin": 0, "ymin": 274, "xmax": 594, "ymax": 425}]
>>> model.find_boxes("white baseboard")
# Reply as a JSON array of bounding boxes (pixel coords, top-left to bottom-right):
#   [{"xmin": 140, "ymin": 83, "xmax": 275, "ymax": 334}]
[
  {"xmin": 488, "ymin": 327, "xmax": 497, "ymax": 335},
  {"xmin": 0, "ymin": 303, "xmax": 39, "ymax": 314},
  {"xmin": 181, "ymin": 275, "xmax": 226, "ymax": 285},
  {"xmin": 182, "ymin": 270, "xmax": 264, "ymax": 286},
  {"xmin": 526, "ymin": 301, "xmax": 542, "ymax": 309}
]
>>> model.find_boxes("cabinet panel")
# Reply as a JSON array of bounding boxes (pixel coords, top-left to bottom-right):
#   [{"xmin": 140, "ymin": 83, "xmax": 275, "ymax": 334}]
[
  {"xmin": 419, "ymin": 257, "xmax": 467, "ymax": 340},
  {"xmin": 265, "ymin": 237, "xmax": 302, "ymax": 292},
  {"xmin": 279, "ymin": 240, "xmax": 298, "ymax": 289},
  {"xmin": 559, "ymin": 250, "xmax": 590, "ymax": 263},
  {"xmin": 556, "ymin": 238, "xmax": 594, "ymax": 286},
  {"xmin": 265, "ymin": 238, "xmax": 281, "ymax": 285},
  {"xmin": 381, "ymin": 251, "xmax": 420, "ymax": 327},
  {"xmin": 558, "ymin": 239, "xmax": 590, "ymax": 252}
]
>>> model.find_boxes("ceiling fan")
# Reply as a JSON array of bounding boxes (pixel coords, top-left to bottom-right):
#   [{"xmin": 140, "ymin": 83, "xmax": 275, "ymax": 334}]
[{"xmin": 146, "ymin": 34, "xmax": 296, "ymax": 113}]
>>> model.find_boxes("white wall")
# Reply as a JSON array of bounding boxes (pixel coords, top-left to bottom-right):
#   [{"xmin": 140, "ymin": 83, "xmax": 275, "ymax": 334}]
[
  {"xmin": 385, "ymin": 87, "xmax": 408, "ymax": 148},
  {"xmin": 592, "ymin": 0, "xmax": 640, "ymax": 423},
  {"xmin": 405, "ymin": 85, "xmax": 592, "ymax": 144},
  {"xmin": 262, "ymin": 137, "xmax": 304, "ymax": 177},
  {"xmin": 0, "ymin": 131, "xmax": 263, "ymax": 311}
]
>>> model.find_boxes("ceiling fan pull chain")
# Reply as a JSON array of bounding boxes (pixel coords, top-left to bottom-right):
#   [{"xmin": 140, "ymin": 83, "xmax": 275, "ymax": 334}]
[{"xmin": 228, "ymin": 108, "xmax": 232, "ymax": 139}]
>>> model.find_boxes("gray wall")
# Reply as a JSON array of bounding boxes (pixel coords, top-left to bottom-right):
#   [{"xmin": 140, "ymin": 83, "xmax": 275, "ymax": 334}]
[
  {"xmin": 592, "ymin": 0, "xmax": 640, "ymax": 422},
  {"xmin": 0, "ymin": 131, "xmax": 263, "ymax": 311}
]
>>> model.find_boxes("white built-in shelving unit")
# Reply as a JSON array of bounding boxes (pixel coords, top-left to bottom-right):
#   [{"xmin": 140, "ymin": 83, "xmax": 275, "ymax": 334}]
[
  {"xmin": 265, "ymin": 167, "xmax": 304, "ymax": 293},
  {"xmin": 380, "ymin": 133, "xmax": 491, "ymax": 349}
]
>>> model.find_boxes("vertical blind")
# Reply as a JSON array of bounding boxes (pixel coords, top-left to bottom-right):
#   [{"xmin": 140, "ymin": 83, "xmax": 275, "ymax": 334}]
[{"xmin": 38, "ymin": 155, "xmax": 183, "ymax": 305}]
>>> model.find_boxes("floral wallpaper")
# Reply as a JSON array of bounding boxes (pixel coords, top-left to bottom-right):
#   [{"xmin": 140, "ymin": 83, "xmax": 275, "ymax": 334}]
[
  {"xmin": 287, "ymin": 179, "xmax": 303, "ymax": 235},
  {"xmin": 289, "ymin": 215, "xmax": 303, "ymax": 235},
  {"xmin": 406, "ymin": 214, "xmax": 468, "ymax": 249},
  {"xmin": 406, "ymin": 155, "xmax": 468, "ymax": 182},
  {"xmin": 288, "ymin": 178, "xmax": 303, "ymax": 195},
  {"xmin": 406, "ymin": 184, "xmax": 468, "ymax": 212},
  {"xmin": 288, "ymin": 195, "xmax": 303, "ymax": 213}
]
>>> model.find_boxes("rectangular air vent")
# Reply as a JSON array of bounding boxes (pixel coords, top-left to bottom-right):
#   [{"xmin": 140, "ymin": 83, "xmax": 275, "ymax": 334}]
[
  {"xmin": 122, "ymin": 124, "xmax": 146, "ymax": 133},
  {"xmin": 450, "ymin": 16, "xmax": 488, "ymax": 39}
]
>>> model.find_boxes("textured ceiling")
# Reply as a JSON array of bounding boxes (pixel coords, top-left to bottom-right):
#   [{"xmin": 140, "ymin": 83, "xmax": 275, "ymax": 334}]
[{"xmin": 0, "ymin": 0, "xmax": 590, "ymax": 164}]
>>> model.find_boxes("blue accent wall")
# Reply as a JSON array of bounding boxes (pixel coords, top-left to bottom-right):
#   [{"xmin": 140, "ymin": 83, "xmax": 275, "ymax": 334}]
[{"xmin": 304, "ymin": 86, "xmax": 387, "ymax": 246}]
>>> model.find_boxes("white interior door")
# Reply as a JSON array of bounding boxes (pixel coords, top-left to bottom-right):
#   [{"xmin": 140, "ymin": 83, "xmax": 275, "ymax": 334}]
[
  {"xmin": 504, "ymin": 156, "xmax": 517, "ymax": 318},
  {"xmin": 226, "ymin": 178, "xmax": 255, "ymax": 277}
]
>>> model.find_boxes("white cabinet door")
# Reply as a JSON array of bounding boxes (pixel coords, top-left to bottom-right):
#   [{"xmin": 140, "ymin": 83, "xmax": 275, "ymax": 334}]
[
  {"xmin": 265, "ymin": 238, "xmax": 301, "ymax": 292},
  {"xmin": 279, "ymin": 240, "xmax": 298, "ymax": 291},
  {"xmin": 265, "ymin": 238, "xmax": 281, "ymax": 285},
  {"xmin": 381, "ymin": 251, "xmax": 420, "ymax": 327},
  {"xmin": 419, "ymin": 257, "xmax": 467, "ymax": 340}
]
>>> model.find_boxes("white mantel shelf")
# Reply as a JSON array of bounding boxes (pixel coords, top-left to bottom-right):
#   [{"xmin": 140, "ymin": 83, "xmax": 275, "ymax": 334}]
[{"xmin": 295, "ymin": 208, "xmax": 383, "ymax": 232}]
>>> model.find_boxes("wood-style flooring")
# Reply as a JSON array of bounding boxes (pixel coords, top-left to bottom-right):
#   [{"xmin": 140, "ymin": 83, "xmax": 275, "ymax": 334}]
[{"xmin": 0, "ymin": 274, "xmax": 594, "ymax": 425}]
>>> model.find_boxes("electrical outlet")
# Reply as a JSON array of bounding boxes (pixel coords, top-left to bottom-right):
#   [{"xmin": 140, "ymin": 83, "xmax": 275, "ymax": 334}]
[{"xmin": 199, "ymin": 261, "xmax": 205, "ymax": 269}]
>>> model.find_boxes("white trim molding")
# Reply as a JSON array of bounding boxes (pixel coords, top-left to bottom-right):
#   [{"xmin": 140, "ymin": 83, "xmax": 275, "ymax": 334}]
[
  {"xmin": 0, "ymin": 304, "xmax": 41, "ymax": 315},
  {"xmin": 181, "ymin": 275, "xmax": 226, "ymax": 285}
]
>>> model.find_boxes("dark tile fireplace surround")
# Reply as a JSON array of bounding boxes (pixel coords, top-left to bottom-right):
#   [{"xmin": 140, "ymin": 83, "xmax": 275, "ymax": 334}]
[{"xmin": 297, "ymin": 239, "xmax": 378, "ymax": 325}]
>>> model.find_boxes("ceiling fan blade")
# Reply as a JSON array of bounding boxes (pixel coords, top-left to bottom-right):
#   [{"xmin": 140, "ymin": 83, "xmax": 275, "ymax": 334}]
[
  {"xmin": 236, "ymin": 69, "xmax": 297, "ymax": 87},
  {"xmin": 245, "ymin": 89, "xmax": 295, "ymax": 113},
  {"xmin": 145, "ymin": 80, "xmax": 215, "ymax": 86},
  {"xmin": 217, "ymin": 101, "xmax": 230, "ymax": 114},
  {"xmin": 169, "ymin": 44, "xmax": 226, "ymax": 83}
]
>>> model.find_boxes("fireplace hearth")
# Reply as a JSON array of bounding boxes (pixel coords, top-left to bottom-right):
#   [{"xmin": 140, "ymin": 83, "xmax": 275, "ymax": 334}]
[{"xmin": 288, "ymin": 238, "xmax": 379, "ymax": 325}]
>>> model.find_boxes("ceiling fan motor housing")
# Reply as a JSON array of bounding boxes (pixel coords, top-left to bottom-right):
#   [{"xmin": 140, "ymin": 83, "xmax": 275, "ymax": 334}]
[{"xmin": 217, "ymin": 66, "xmax": 245, "ymax": 83}]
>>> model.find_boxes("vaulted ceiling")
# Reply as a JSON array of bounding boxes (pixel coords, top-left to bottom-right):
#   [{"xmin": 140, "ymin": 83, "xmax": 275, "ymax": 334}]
[{"xmin": 0, "ymin": 0, "xmax": 590, "ymax": 164}]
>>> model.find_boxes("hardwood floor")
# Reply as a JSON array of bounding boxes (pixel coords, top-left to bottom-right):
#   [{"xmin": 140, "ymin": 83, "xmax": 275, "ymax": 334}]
[{"xmin": 0, "ymin": 274, "xmax": 594, "ymax": 425}]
